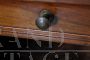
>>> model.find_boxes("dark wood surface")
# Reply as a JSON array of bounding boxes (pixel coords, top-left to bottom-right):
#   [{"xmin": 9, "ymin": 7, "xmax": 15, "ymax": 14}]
[
  {"xmin": 0, "ymin": 1, "xmax": 90, "ymax": 45},
  {"xmin": 15, "ymin": 0, "xmax": 90, "ymax": 5}
]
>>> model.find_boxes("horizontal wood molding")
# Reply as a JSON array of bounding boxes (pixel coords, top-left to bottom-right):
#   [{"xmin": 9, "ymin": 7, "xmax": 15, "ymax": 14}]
[{"xmin": 0, "ymin": 26, "xmax": 90, "ymax": 46}]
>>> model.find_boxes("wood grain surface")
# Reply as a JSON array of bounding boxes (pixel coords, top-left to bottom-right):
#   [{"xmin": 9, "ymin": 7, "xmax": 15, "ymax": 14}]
[
  {"xmin": 25, "ymin": 0, "xmax": 90, "ymax": 5},
  {"xmin": 5, "ymin": 0, "xmax": 90, "ymax": 5},
  {"xmin": 0, "ymin": 1, "xmax": 90, "ymax": 45}
]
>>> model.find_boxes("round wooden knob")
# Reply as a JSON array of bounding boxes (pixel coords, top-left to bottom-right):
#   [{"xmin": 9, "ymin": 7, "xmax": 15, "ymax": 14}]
[{"xmin": 36, "ymin": 10, "xmax": 55, "ymax": 30}]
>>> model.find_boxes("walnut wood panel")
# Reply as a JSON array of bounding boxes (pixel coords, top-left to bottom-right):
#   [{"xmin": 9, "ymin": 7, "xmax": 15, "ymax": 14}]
[
  {"xmin": 1, "ymin": 0, "xmax": 90, "ymax": 5},
  {"xmin": 0, "ymin": 1, "xmax": 90, "ymax": 35},
  {"xmin": 21, "ymin": 0, "xmax": 90, "ymax": 5},
  {"xmin": 0, "ymin": 1, "xmax": 90, "ymax": 45}
]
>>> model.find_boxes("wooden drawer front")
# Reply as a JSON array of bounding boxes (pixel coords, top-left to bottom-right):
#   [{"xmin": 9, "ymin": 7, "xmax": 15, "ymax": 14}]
[
  {"xmin": 0, "ymin": 1, "xmax": 90, "ymax": 35},
  {"xmin": 0, "ymin": 1, "xmax": 90, "ymax": 45},
  {"xmin": 21, "ymin": 0, "xmax": 90, "ymax": 5}
]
